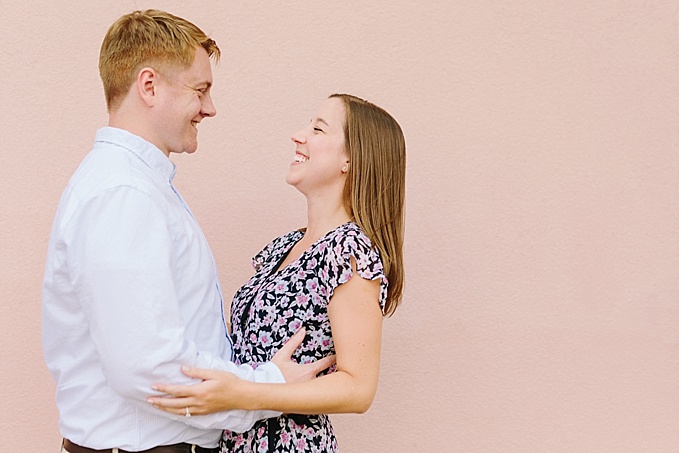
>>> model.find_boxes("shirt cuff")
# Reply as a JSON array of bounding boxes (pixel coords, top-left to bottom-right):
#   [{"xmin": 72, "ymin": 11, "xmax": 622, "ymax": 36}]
[{"xmin": 255, "ymin": 361, "xmax": 285, "ymax": 384}]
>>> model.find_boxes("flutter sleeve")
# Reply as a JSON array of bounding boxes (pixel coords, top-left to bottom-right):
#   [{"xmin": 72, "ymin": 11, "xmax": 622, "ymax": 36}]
[{"xmin": 324, "ymin": 224, "xmax": 388, "ymax": 313}]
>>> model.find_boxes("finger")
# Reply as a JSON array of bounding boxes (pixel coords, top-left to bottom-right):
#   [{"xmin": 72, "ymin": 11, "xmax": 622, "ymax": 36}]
[
  {"xmin": 149, "ymin": 397, "xmax": 210, "ymax": 416},
  {"xmin": 310, "ymin": 354, "xmax": 336, "ymax": 373},
  {"xmin": 151, "ymin": 383, "xmax": 196, "ymax": 397},
  {"xmin": 153, "ymin": 404, "xmax": 186, "ymax": 416},
  {"xmin": 147, "ymin": 395, "xmax": 191, "ymax": 409},
  {"xmin": 275, "ymin": 327, "xmax": 306, "ymax": 359},
  {"xmin": 181, "ymin": 365, "xmax": 221, "ymax": 381}
]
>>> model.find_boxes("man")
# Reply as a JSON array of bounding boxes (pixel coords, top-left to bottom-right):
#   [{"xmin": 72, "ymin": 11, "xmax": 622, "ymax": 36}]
[{"xmin": 42, "ymin": 10, "xmax": 332, "ymax": 453}]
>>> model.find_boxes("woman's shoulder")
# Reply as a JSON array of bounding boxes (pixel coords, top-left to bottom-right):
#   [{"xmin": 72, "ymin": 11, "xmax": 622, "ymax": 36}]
[
  {"xmin": 323, "ymin": 222, "xmax": 387, "ymax": 311},
  {"xmin": 318, "ymin": 222, "xmax": 382, "ymax": 269},
  {"xmin": 264, "ymin": 228, "xmax": 303, "ymax": 250},
  {"xmin": 325, "ymin": 222, "xmax": 374, "ymax": 251}
]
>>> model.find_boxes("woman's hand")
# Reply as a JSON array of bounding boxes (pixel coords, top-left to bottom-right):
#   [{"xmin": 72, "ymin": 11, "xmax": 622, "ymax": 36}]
[
  {"xmin": 147, "ymin": 366, "xmax": 246, "ymax": 415},
  {"xmin": 271, "ymin": 327, "xmax": 336, "ymax": 382},
  {"xmin": 147, "ymin": 328, "xmax": 336, "ymax": 416}
]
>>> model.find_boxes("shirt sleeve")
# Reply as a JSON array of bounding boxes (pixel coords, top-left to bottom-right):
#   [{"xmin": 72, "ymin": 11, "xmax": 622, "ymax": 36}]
[
  {"xmin": 324, "ymin": 226, "xmax": 389, "ymax": 313},
  {"xmin": 67, "ymin": 185, "xmax": 282, "ymax": 432}
]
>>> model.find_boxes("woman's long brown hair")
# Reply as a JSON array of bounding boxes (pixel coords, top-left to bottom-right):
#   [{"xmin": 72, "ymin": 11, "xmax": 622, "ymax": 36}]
[{"xmin": 331, "ymin": 94, "xmax": 406, "ymax": 316}]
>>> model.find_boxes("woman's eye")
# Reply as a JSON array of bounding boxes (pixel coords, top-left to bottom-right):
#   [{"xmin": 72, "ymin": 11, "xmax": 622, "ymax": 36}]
[{"xmin": 314, "ymin": 127, "xmax": 324, "ymax": 132}]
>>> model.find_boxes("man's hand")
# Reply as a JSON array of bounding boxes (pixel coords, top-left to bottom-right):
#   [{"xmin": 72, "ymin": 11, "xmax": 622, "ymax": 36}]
[{"xmin": 271, "ymin": 327, "xmax": 336, "ymax": 383}]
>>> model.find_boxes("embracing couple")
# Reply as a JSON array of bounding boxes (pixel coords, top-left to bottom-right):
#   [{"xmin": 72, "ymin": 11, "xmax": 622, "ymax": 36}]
[{"xmin": 42, "ymin": 9, "xmax": 405, "ymax": 453}]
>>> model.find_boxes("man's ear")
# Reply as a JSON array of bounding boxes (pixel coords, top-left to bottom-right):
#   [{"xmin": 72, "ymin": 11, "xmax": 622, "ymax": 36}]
[{"xmin": 137, "ymin": 67, "xmax": 158, "ymax": 107}]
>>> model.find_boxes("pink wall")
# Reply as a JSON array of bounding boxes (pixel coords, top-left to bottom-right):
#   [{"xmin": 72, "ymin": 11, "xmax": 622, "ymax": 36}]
[{"xmin": 1, "ymin": 1, "xmax": 677, "ymax": 451}]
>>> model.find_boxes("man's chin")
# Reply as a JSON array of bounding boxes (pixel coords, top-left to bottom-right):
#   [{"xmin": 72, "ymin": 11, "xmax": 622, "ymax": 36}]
[{"xmin": 170, "ymin": 145, "xmax": 199, "ymax": 156}]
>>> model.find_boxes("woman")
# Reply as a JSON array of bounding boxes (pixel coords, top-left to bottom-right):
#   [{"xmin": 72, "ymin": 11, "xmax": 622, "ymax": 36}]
[{"xmin": 149, "ymin": 94, "xmax": 405, "ymax": 452}]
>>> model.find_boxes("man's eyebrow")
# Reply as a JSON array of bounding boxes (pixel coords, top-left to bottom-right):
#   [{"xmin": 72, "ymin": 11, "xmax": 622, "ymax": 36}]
[{"xmin": 192, "ymin": 80, "xmax": 212, "ymax": 89}]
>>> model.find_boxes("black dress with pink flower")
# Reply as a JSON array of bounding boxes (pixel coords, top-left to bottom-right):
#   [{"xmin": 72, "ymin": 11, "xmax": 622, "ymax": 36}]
[{"xmin": 221, "ymin": 222, "xmax": 387, "ymax": 453}]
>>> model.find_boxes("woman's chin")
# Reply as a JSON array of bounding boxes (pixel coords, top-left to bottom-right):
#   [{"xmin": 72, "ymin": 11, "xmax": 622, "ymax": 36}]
[{"xmin": 285, "ymin": 173, "xmax": 299, "ymax": 187}]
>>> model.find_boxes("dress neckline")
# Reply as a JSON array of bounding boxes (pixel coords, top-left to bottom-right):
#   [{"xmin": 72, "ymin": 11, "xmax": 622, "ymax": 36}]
[{"xmin": 273, "ymin": 221, "xmax": 353, "ymax": 275}]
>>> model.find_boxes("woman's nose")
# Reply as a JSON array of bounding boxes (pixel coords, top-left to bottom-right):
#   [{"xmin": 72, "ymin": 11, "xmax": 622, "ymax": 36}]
[{"xmin": 290, "ymin": 130, "xmax": 306, "ymax": 144}]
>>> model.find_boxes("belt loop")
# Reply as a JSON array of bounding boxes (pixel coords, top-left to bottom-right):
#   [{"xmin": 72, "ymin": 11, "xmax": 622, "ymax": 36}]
[
  {"xmin": 191, "ymin": 445, "xmax": 196, "ymax": 453},
  {"xmin": 112, "ymin": 450, "xmax": 119, "ymax": 453}
]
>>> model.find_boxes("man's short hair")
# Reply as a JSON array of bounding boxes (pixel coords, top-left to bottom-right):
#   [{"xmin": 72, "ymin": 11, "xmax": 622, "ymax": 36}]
[{"xmin": 99, "ymin": 9, "xmax": 220, "ymax": 111}]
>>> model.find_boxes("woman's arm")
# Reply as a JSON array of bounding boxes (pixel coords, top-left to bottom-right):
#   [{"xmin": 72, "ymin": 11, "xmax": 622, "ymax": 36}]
[{"xmin": 148, "ymin": 258, "xmax": 383, "ymax": 415}]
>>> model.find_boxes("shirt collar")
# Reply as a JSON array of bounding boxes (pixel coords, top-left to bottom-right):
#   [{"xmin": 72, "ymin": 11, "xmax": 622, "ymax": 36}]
[{"xmin": 94, "ymin": 127, "xmax": 177, "ymax": 181}]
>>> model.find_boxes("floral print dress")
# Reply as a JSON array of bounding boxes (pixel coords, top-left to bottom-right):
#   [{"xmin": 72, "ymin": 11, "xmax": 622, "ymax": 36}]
[{"xmin": 221, "ymin": 222, "xmax": 387, "ymax": 453}]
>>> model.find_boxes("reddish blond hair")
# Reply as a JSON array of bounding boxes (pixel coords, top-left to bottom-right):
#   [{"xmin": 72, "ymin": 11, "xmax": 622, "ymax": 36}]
[{"xmin": 99, "ymin": 9, "xmax": 220, "ymax": 111}]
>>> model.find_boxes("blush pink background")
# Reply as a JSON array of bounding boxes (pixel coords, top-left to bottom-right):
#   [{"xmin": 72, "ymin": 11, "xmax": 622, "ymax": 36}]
[{"xmin": 1, "ymin": 1, "xmax": 678, "ymax": 451}]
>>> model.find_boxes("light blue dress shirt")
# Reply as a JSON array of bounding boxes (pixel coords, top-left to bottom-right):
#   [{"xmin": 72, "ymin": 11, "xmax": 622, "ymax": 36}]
[{"xmin": 42, "ymin": 127, "xmax": 282, "ymax": 450}]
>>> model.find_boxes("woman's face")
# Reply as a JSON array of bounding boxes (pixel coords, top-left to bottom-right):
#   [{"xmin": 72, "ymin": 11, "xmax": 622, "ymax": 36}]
[{"xmin": 286, "ymin": 97, "xmax": 349, "ymax": 195}]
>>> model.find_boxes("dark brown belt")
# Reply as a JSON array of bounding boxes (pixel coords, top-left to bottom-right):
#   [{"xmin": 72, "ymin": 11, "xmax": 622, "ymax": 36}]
[{"xmin": 63, "ymin": 439, "xmax": 219, "ymax": 453}]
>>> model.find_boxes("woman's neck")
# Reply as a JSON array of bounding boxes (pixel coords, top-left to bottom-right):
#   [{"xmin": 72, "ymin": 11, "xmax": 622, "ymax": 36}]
[{"xmin": 302, "ymin": 194, "xmax": 351, "ymax": 244}]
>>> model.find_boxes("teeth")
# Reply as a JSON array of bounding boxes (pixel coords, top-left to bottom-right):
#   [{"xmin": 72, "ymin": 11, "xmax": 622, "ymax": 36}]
[
  {"xmin": 294, "ymin": 154, "xmax": 308, "ymax": 163},
  {"xmin": 191, "ymin": 121, "xmax": 198, "ymax": 128}
]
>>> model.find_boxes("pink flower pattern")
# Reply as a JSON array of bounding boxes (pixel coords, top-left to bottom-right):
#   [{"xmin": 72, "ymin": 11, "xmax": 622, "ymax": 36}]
[{"xmin": 221, "ymin": 222, "xmax": 387, "ymax": 452}]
